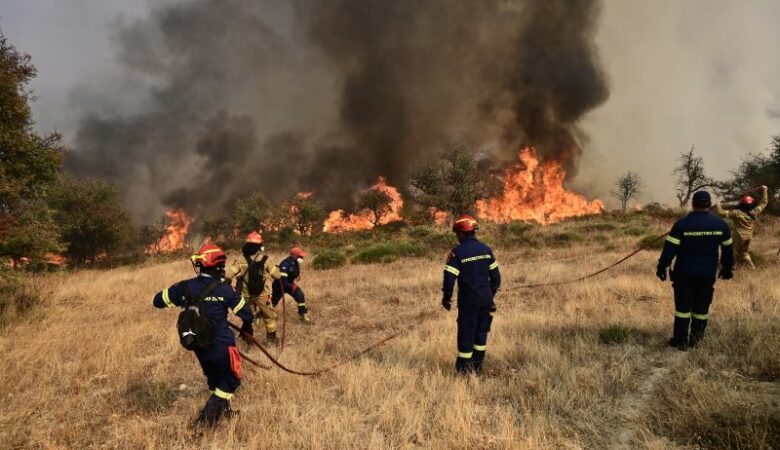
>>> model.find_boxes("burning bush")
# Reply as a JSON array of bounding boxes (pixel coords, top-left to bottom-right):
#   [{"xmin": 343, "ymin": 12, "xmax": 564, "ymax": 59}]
[
  {"xmin": 323, "ymin": 177, "xmax": 404, "ymax": 233},
  {"xmin": 477, "ymin": 148, "xmax": 604, "ymax": 224}
]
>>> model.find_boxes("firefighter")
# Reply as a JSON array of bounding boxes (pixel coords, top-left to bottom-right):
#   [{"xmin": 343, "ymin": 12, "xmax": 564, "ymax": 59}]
[
  {"xmin": 442, "ymin": 215, "xmax": 501, "ymax": 374},
  {"xmin": 152, "ymin": 244, "xmax": 254, "ymax": 426},
  {"xmin": 711, "ymin": 185, "xmax": 769, "ymax": 269},
  {"xmin": 657, "ymin": 191, "xmax": 734, "ymax": 350},
  {"xmin": 271, "ymin": 246, "xmax": 311, "ymax": 324},
  {"xmin": 225, "ymin": 231, "xmax": 283, "ymax": 344}
]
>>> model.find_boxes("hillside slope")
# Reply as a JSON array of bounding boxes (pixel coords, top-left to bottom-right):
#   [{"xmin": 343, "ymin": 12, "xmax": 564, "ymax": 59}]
[{"xmin": 1, "ymin": 225, "xmax": 779, "ymax": 449}]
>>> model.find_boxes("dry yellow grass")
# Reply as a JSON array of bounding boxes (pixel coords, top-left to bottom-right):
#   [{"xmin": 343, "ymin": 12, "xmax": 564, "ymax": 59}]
[{"xmin": 1, "ymin": 224, "xmax": 779, "ymax": 449}]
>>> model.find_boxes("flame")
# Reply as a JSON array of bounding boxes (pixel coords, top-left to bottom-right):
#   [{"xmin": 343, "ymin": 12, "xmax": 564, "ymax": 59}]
[
  {"xmin": 323, "ymin": 177, "xmax": 404, "ymax": 232},
  {"xmin": 46, "ymin": 253, "xmax": 67, "ymax": 266},
  {"xmin": 476, "ymin": 147, "xmax": 603, "ymax": 224},
  {"xmin": 430, "ymin": 208, "xmax": 450, "ymax": 226},
  {"xmin": 149, "ymin": 208, "xmax": 193, "ymax": 253}
]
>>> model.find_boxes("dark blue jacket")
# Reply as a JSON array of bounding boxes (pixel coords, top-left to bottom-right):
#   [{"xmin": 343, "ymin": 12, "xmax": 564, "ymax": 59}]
[
  {"xmin": 443, "ymin": 235, "xmax": 501, "ymax": 306},
  {"xmin": 279, "ymin": 256, "xmax": 301, "ymax": 289},
  {"xmin": 658, "ymin": 211, "xmax": 735, "ymax": 277},
  {"xmin": 153, "ymin": 274, "xmax": 253, "ymax": 357}
]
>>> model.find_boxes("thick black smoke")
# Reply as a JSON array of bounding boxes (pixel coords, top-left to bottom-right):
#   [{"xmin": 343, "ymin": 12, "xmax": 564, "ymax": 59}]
[{"xmin": 67, "ymin": 0, "xmax": 608, "ymax": 222}]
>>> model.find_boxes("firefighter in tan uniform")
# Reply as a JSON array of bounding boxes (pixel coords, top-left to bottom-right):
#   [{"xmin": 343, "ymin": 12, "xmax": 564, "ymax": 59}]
[
  {"xmin": 711, "ymin": 185, "xmax": 768, "ymax": 269},
  {"xmin": 225, "ymin": 232, "xmax": 282, "ymax": 344}
]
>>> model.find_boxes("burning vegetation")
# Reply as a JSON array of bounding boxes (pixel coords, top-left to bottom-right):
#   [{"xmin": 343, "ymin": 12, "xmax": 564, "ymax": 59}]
[
  {"xmin": 323, "ymin": 178, "xmax": 404, "ymax": 233},
  {"xmin": 148, "ymin": 209, "xmax": 193, "ymax": 253},
  {"xmin": 477, "ymin": 148, "xmax": 604, "ymax": 224}
]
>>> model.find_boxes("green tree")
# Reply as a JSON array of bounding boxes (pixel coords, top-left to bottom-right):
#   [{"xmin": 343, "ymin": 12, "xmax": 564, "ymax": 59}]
[
  {"xmin": 0, "ymin": 200, "xmax": 60, "ymax": 268},
  {"xmin": 199, "ymin": 214, "xmax": 235, "ymax": 242},
  {"xmin": 0, "ymin": 30, "xmax": 63, "ymax": 267},
  {"xmin": 287, "ymin": 195, "xmax": 327, "ymax": 235},
  {"xmin": 357, "ymin": 189, "xmax": 394, "ymax": 227},
  {"xmin": 233, "ymin": 192, "xmax": 282, "ymax": 233},
  {"xmin": 409, "ymin": 146, "xmax": 498, "ymax": 218},
  {"xmin": 717, "ymin": 135, "xmax": 780, "ymax": 212},
  {"xmin": 49, "ymin": 178, "xmax": 135, "ymax": 266}
]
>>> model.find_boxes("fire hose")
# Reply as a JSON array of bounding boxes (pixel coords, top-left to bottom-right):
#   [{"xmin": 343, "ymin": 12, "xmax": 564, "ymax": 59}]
[
  {"xmin": 230, "ymin": 233, "xmax": 674, "ymax": 376},
  {"xmin": 229, "ymin": 320, "xmax": 407, "ymax": 376},
  {"xmin": 517, "ymin": 233, "xmax": 668, "ymax": 288}
]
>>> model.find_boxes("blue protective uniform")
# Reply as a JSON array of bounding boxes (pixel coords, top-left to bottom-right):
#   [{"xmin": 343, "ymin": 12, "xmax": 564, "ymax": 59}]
[
  {"xmin": 657, "ymin": 211, "xmax": 734, "ymax": 347},
  {"xmin": 442, "ymin": 235, "xmax": 501, "ymax": 373},
  {"xmin": 272, "ymin": 256, "xmax": 307, "ymax": 314},
  {"xmin": 659, "ymin": 211, "xmax": 734, "ymax": 277},
  {"xmin": 153, "ymin": 273, "xmax": 253, "ymax": 423}
]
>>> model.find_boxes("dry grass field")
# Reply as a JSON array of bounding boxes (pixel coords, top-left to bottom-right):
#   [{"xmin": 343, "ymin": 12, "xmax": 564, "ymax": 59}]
[{"xmin": 1, "ymin": 218, "xmax": 779, "ymax": 449}]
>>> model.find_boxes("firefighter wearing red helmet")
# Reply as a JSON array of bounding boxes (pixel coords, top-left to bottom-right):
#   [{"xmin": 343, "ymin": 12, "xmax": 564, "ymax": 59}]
[
  {"xmin": 152, "ymin": 244, "xmax": 254, "ymax": 426},
  {"xmin": 711, "ymin": 185, "xmax": 768, "ymax": 269},
  {"xmin": 442, "ymin": 215, "xmax": 501, "ymax": 374},
  {"xmin": 272, "ymin": 246, "xmax": 312, "ymax": 323},
  {"xmin": 225, "ymin": 231, "xmax": 283, "ymax": 344}
]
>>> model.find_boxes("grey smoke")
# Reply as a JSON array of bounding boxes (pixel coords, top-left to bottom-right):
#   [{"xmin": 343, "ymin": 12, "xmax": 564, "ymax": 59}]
[{"xmin": 67, "ymin": 0, "xmax": 608, "ymax": 221}]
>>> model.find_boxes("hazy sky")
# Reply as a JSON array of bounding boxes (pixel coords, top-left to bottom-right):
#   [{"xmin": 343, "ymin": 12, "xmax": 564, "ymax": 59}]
[{"xmin": 1, "ymin": 0, "xmax": 779, "ymax": 208}]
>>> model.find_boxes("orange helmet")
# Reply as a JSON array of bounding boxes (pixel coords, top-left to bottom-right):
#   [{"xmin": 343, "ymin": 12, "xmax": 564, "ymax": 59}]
[
  {"xmin": 290, "ymin": 246, "xmax": 307, "ymax": 258},
  {"xmin": 191, "ymin": 244, "xmax": 227, "ymax": 267},
  {"xmin": 452, "ymin": 214, "xmax": 479, "ymax": 233},
  {"xmin": 740, "ymin": 196, "xmax": 755, "ymax": 205},
  {"xmin": 246, "ymin": 231, "xmax": 264, "ymax": 244}
]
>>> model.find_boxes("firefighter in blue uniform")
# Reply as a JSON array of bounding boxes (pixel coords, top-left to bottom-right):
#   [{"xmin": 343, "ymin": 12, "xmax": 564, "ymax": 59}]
[
  {"xmin": 657, "ymin": 191, "xmax": 734, "ymax": 350},
  {"xmin": 153, "ymin": 244, "xmax": 254, "ymax": 426},
  {"xmin": 442, "ymin": 215, "xmax": 501, "ymax": 374},
  {"xmin": 271, "ymin": 246, "xmax": 311, "ymax": 323}
]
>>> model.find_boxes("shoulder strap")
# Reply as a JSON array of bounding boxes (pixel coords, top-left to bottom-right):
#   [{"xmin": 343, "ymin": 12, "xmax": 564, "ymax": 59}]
[
  {"xmin": 185, "ymin": 279, "xmax": 222, "ymax": 305},
  {"xmin": 198, "ymin": 280, "xmax": 223, "ymax": 301}
]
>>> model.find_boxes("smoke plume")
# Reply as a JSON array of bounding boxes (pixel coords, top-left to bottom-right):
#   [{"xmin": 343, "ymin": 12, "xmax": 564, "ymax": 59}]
[{"xmin": 66, "ymin": 0, "xmax": 609, "ymax": 221}]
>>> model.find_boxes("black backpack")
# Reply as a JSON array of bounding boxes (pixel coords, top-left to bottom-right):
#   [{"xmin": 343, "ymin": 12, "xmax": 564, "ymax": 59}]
[
  {"xmin": 176, "ymin": 279, "xmax": 221, "ymax": 351},
  {"xmin": 239, "ymin": 255, "xmax": 268, "ymax": 297}
]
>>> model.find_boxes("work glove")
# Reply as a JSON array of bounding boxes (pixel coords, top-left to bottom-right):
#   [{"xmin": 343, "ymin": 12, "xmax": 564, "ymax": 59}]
[
  {"xmin": 442, "ymin": 297, "xmax": 452, "ymax": 311},
  {"xmin": 718, "ymin": 267, "xmax": 734, "ymax": 280},
  {"xmin": 656, "ymin": 263, "xmax": 667, "ymax": 281},
  {"xmin": 240, "ymin": 321, "xmax": 254, "ymax": 343}
]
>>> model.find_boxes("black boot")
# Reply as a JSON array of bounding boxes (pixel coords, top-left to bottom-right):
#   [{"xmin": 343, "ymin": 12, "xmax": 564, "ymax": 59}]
[
  {"xmin": 194, "ymin": 395, "xmax": 230, "ymax": 427},
  {"xmin": 689, "ymin": 318, "xmax": 708, "ymax": 347},
  {"xmin": 471, "ymin": 350, "xmax": 486, "ymax": 375},
  {"xmin": 671, "ymin": 315, "xmax": 691, "ymax": 350},
  {"xmin": 455, "ymin": 357, "xmax": 475, "ymax": 375},
  {"xmin": 266, "ymin": 331, "xmax": 278, "ymax": 345},
  {"xmin": 667, "ymin": 337, "xmax": 688, "ymax": 351}
]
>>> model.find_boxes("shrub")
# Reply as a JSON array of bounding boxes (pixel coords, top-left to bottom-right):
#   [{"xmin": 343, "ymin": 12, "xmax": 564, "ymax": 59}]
[
  {"xmin": 622, "ymin": 225, "xmax": 648, "ymax": 237},
  {"xmin": 547, "ymin": 231, "xmax": 584, "ymax": 246},
  {"xmin": 312, "ymin": 250, "xmax": 347, "ymax": 270},
  {"xmin": 639, "ymin": 234, "xmax": 666, "ymax": 250},
  {"xmin": 352, "ymin": 244, "xmax": 400, "ymax": 264},
  {"xmin": 506, "ymin": 221, "xmax": 533, "ymax": 236}
]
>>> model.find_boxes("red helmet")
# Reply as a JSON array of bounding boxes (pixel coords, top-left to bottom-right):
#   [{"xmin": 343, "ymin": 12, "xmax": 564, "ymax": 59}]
[
  {"xmin": 191, "ymin": 244, "xmax": 227, "ymax": 267},
  {"xmin": 290, "ymin": 246, "xmax": 307, "ymax": 258},
  {"xmin": 740, "ymin": 196, "xmax": 755, "ymax": 205},
  {"xmin": 452, "ymin": 214, "xmax": 479, "ymax": 233},
  {"xmin": 246, "ymin": 231, "xmax": 264, "ymax": 244}
]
